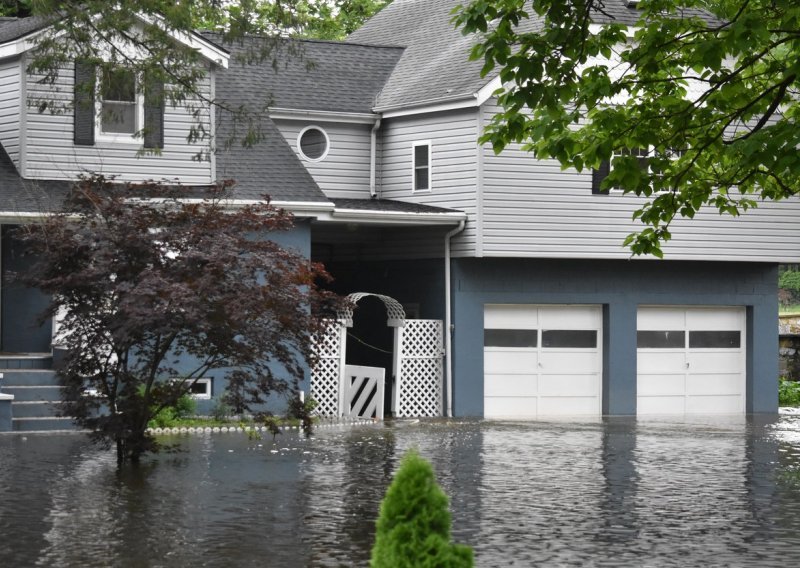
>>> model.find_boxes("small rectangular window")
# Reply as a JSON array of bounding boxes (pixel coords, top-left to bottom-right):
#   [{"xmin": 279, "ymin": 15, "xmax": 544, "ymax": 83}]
[
  {"xmin": 541, "ymin": 330, "xmax": 597, "ymax": 348},
  {"xmin": 637, "ymin": 330, "xmax": 685, "ymax": 348},
  {"xmin": 484, "ymin": 329, "xmax": 537, "ymax": 348},
  {"xmin": 689, "ymin": 331, "xmax": 741, "ymax": 349},
  {"xmin": 413, "ymin": 142, "xmax": 430, "ymax": 191},
  {"xmin": 188, "ymin": 378, "xmax": 212, "ymax": 399}
]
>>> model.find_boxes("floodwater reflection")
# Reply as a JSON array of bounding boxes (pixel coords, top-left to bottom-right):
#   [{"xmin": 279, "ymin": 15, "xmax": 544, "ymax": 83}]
[{"xmin": 1, "ymin": 416, "xmax": 800, "ymax": 566}]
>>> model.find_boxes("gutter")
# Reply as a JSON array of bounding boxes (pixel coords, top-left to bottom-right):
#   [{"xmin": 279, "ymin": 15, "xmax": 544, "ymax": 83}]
[
  {"xmin": 369, "ymin": 118, "xmax": 382, "ymax": 198},
  {"xmin": 444, "ymin": 220, "xmax": 466, "ymax": 418}
]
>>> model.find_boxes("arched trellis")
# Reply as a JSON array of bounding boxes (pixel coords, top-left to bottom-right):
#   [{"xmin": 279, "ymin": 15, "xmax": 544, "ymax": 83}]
[{"xmin": 311, "ymin": 292, "xmax": 443, "ymax": 419}]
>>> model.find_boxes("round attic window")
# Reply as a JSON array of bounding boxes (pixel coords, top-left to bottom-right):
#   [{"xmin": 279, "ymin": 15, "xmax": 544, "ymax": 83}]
[{"xmin": 297, "ymin": 126, "xmax": 330, "ymax": 162}]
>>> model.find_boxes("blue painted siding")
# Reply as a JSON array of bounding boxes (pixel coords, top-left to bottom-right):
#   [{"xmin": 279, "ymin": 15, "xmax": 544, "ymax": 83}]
[{"xmin": 451, "ymin": 258, "xmax": 778, "ymax": 417}]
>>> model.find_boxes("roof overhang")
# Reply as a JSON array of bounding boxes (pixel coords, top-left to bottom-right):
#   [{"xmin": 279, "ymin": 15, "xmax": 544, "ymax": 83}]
[
  {"xmin": 317, "ymin": 206, "xmax": 467, "ymax": 226},
  {"xmin": 376, "ymin": 75, "xmax": 502, "ymax": 119},
  {"xmin": 0, "ymin": 14, "xmax": 229, "ymax": 68},
  {"xmin": 268, "ymin": 108, "xmax": 378, "ymax": 125}
]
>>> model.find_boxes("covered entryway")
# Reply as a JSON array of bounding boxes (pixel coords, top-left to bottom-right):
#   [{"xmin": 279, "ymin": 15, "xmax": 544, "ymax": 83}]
[
  {"xmin": 483, "ymin": 305, "xmax": 602, "ymax": 418},
  {"xmin": 310, "ymin": 293, "xmax": 444, "ymax": 419},
  {"xmin": 637, "ymin": 307, "xmax": 746, "ymax": 414}
]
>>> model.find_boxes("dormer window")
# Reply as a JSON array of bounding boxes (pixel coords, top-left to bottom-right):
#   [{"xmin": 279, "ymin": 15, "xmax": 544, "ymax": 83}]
[
  {"xmin": 99, "ymin": 68, "xmax": 139, "ymax": 136},
  {"xmin": 412, "ymin": 141, "xmax": 431, "ymax": 192},
  {"xmin": 74, "ymin": 61, "xmax": 164, "ymax": 149}
]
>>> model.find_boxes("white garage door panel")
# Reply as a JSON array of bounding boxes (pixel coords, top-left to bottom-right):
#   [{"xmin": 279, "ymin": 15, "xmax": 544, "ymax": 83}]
[
  {"xmin": 540, "ymin": 352, "xmax": 598, "ymax": 372},
  {"xmin": 637, "ymin": 307, "xmax": 745, "ymax": 415},
  {"xmin": 484, "ymin": 350, "xmax": 538, "ymax": 374},
  {"xmin": 485, "ymin": 396, "xmax": 536, "ymax": 418},
  {"xmin": 538, "ymin": 374, "xmax": 598, "ymax": 396},
  {"xmin": 538, "ymin": 397, "xmax": 599, "ymax": 416},
  {"xmin": 539, "ymin": 307, "xmax": 601, "ymax": 328},
  {"xmin": 638, "ymin": 396, "xmax": 686, "ymax": 414},
  {"xmin": 484, "ymin": 305, "xmax": 539, "ymax": 329},
  {"xmin": 638, "ymin": 308, "xmax": 685, "ymax": 329},
  {"xmin": 686, "ymin": 395, "xmax": 742, "ymax": 414},
  {"xmin": 686, "ymin": 309, "xmax": 742, "ymax": 329},
  {"xmin": 638, "ymin": 351, "xmax": 685, "ymax": 374},
  {"xmin": 637, "ymin": 374, "xmax": 685, "ymax": 396},
  {"xmin": 688, "ymin": 352, "xmax": 741, "ymax": 373},
  {"xmin": 484, "ymin": 374, "xmax": 537, "ymax": 397},
  {"xmin": 687, "ymin": 375, "xmax": 742, "ymax": 396},
  {"xmin": 484, "ymin": 305, "xmax": 602, "ymax": 418}
]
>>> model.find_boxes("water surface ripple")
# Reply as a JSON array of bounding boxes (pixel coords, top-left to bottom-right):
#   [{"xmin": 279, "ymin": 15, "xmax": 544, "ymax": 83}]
[{"xmin": 1, "ymin": 416, "xmax": 800, "ymax": 566}]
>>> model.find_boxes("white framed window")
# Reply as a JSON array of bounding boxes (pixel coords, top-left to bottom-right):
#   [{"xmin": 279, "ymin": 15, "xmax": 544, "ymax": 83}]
[
  {"xmin": 187, "ymin": 378, "xmax": 212, "ymax": 400},
  {"xmin": 593, "ymin": 147, "xmax": 684, "ymax": 194},
  {"xmin": 412, "ymin": 140, "xmax": 431, "ymax": 192},
  {"xmin": 96, "ymin": 67, "xmax": 143, "ymax": 143},
  {"xmin": 297, "ymin": 125, "xmax": 330, "ymax": 162}
]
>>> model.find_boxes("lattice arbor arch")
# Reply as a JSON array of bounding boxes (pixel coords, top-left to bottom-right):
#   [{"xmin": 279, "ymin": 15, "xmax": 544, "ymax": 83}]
[{"xmin": 310, "ymin": 292, "xmax": 443, "ymax": 419}]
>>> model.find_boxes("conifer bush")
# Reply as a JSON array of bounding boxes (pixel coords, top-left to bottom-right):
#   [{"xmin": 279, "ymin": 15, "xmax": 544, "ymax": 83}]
[{"xmin": 371, "ymin": 450, "xmax": 473, "ymax": 568}]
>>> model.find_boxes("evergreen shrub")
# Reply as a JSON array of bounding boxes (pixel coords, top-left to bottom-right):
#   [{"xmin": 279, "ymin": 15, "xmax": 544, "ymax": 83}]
[{"xmin": 371, "ymin": 450, "xmax": 473, "ymax": 568}]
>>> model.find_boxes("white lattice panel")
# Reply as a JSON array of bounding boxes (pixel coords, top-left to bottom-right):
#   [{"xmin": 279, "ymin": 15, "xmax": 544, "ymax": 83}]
[
  {"xmin": 311, "ymin": 321, "xmax": 343, "ymax": 417},
  {"xmin": 396, "ymin": 320, "xmax": 443, "ymax": 417}
]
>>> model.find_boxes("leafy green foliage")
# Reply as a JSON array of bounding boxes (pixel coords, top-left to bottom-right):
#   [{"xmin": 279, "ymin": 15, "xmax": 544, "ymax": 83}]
[
  {"xmin": 779, "ymin": 270, "xmax": 800, "ymax": 293},
  {"xmin": 296, "ymin": 0, "xmax": 390, "ymax": 40},
  {"xmin": 779, "ymin": 378, "xmax": 800, "ymax": 407},
  {"xmin": 454, "ymin": 0, "xmax": 800, "ymax": 257},
  {"xmin": 371, "ymin": 450, "xmax": 473, "ymax": 568},
  {"xmin": 17, "ymin": 176, "xmax": 341, "ymax": 464}
]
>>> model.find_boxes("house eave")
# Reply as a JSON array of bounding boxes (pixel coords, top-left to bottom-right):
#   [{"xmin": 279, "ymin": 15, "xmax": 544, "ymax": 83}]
[
  {"xmin": 268, "ymin": 108, "xmax": 378, "ymax": 124},
  {"xmin": 323, "ymin": 207, "xmax": 467, "ymax": 226},
  {"xmin": 376, "ymin": 75, "xmax": 502, "ymax": 118}
]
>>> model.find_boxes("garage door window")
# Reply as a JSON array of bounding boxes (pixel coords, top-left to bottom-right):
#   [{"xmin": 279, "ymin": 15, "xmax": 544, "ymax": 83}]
[
  {"xmin": 541, "ymin": 330, "xmax": 597, "ymax": 348},
  {"xmin": 484, "ymin": 329, "xmax": 538, "ymax": 348},
  {"xmin": 637, "ymin": 330, "xmax": 685, "ymax": 348},
  {"xmin": 689, "ymin": 331, "xmax": 741, "ymax": 348}
]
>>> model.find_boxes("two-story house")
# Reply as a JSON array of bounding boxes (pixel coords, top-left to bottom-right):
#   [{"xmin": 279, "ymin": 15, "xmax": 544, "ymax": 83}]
[{"xmin": 0, "ymin": 0, "xmax": 796, "ymax": 431}]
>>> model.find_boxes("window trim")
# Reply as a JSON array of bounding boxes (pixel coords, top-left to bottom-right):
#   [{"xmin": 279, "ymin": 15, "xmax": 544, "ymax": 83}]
[
  {"xmin": 95, "ymin": 67, "xmax": 144, "ymax": 145},
  {"xmin": 297, "ymin": 125, "xmax": 330, "ymax": 162},
  {"xmin": 593, "ymin": 147, "xmax": 685, "ymax": 195},
  {"xmin": 187, "ymin": 378, "xmax": 213, "ymax": 400},
  {"xmin": 411, "ymin": 140, "xmax": 432, "ymax": 193}
]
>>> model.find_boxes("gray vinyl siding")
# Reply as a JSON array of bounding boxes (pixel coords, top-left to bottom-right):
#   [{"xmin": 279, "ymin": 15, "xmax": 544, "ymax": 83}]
[
  {"xmin": 480, "ymin": 99, "xmax": 800, "ymax": 263},
  {"xmin": 379, "ymin": 109, "xmax": 478, "ymax": 256},
  {"xmin": 273, "ymin": 120, "xmax": 374, "ymax": 200},
  {"xmin": 0, "ymin": 58, "xmax": 21, "ymax": 166},
  {"xmin": 23, "ymin": 64, "xmax": 213, "ymax": 184}
]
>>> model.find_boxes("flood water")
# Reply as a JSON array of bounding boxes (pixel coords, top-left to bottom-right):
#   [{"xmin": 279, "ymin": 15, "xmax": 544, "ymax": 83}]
[{"xmin": 2, "ymin": 416, "xmax": 800, "ymax": 567}]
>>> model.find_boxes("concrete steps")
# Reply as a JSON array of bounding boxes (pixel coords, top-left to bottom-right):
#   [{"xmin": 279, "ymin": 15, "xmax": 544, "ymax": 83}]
[{"xmin": 0, "ymin": 360, "xmax": 81, "ymax": 432}]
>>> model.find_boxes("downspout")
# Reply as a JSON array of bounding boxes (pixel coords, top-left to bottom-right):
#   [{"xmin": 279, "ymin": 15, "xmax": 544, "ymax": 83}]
[
  {"xmin": 369, "ymin": 118, "xmax": 382, "ymax": 198},
  {"xmin": 444, "ymin": 220, "xmax": 466, "ymax": 418}
]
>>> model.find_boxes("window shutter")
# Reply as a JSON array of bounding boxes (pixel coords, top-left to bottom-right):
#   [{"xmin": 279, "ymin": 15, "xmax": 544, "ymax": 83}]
[
  {"xmin": 143, "ymin": 75, "xmax": 164, "ymax": 149},
  {"xmin": 74, "ymin": 61, "xmax": 95, "ymax": 146},
  {"xmin": 592, "ymin": 160, "xmax": 610, "ymax": 194}
]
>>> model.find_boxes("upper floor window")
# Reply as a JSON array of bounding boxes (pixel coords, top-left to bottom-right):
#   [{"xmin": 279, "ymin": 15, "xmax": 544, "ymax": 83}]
[
  {"xmin": 99, "ymin": 68, "xmax": 139, "ymax": 136},
  {"xmin": 412, "ymin": 141, "xmax": 431, "ymax": 192},
  {"xmin": 593, "ymin": 147, "xmax": 685, "ymax": 194},
  {"xmin": 297, "ymin": 125, "xmax": 330, "ymax": 162},
  {"xmin": 74, "ymin": 61, "xmax": 164, "ymax": 149}
]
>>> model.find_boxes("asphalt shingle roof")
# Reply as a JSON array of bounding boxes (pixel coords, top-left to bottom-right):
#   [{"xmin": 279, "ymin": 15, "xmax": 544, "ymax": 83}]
[
  {"xmin": 348, "ymin": 0, "xmax": 720, "ymax": 112},
  {"xmin": 0, "ymin": 145, "xmax": 70, "ymax": 214},
  {"xmin": 204, "ymin": 33, "xmax": 403, "ymax": 114},
  {"xmin": 0, "ymin": 16, "xmax": 49, "ymax": 44}
]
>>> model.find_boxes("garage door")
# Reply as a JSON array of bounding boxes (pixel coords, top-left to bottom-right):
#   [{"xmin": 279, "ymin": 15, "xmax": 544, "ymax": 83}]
[
  {"xmin": 484, "ymin": 305, "xmax": 602, "ymax": 418},
  {"xmin": 637, "ymin": 307, "xmax": 745, "ymax": 415}
]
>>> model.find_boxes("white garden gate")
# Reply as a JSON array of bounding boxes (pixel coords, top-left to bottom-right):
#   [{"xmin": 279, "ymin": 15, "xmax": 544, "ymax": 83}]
[{"xmin": 310, "ymin": 293, "xmax": 444, "ymax": 419}]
